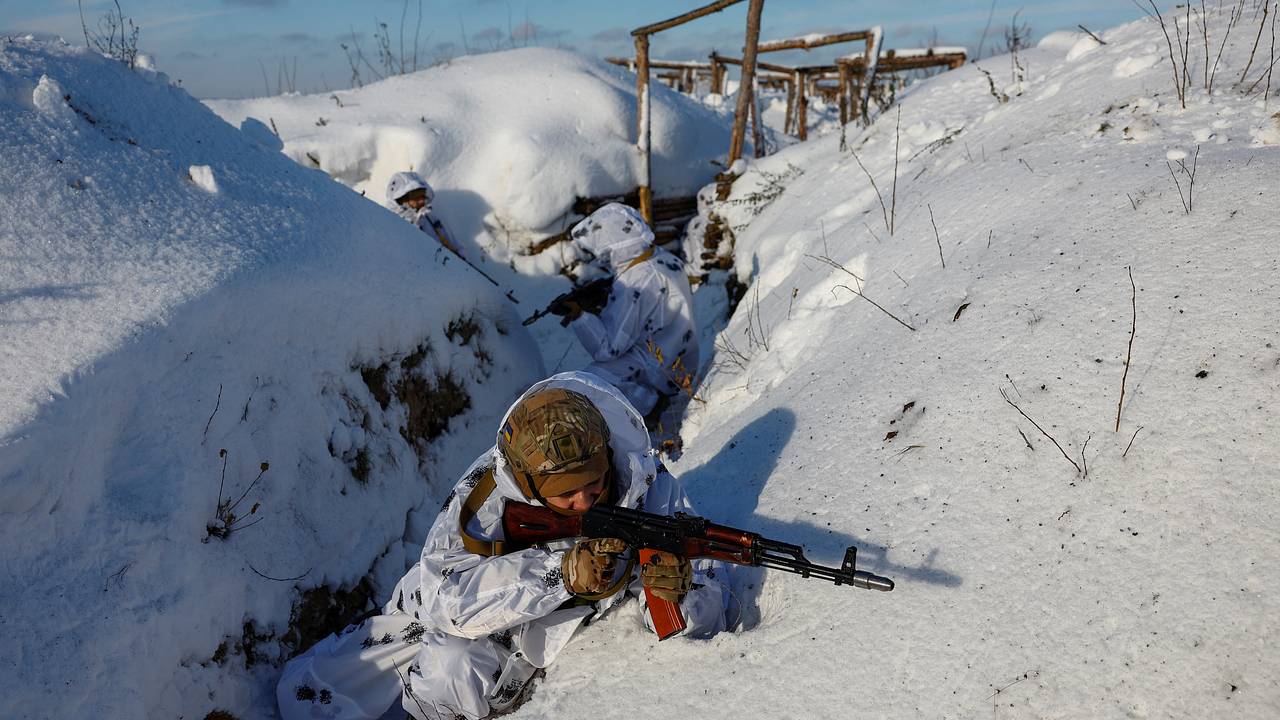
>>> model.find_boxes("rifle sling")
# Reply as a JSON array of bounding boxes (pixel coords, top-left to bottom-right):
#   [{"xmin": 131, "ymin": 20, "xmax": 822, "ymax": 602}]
[
  {"xmin": 619, "ymin": 246, "xmax": 655, "ymax": 273},
  {"xmin": 458, "ymin": 467, "xmax": 504, "ymax": 557}
]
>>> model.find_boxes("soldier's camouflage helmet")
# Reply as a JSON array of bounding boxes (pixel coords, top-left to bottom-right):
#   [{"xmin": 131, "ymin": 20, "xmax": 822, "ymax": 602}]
[{"xmin": 498, "ymin": 388, "xmax": 611, "ymax": 503}]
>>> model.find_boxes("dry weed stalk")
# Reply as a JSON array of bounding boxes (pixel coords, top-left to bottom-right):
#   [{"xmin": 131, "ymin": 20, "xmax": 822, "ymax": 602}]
[
  {"xmin": 1123, "ymin": 426, "xmax": 1145, "ymax": 458},
  {"xmin": 1116, "ymin": 266, "xmax": 1137, "ymax": 432},
  {"xmin": 1166, "ymin": 145, "xmax": 1200, "ymax": 213},
  {"xmin": 1000, "ymin": 389, "xmax": 1082, "ymax": 475},
  {"xmin": 928, "ymin": 204, "xmax": 945, "ymax": 269},
  {"xmin": 1239, "ymin": 1, "xmax": 1271, "ymax": 84},
  {"xmin": 806, "ymin": 253, "xmax": 916, "ymax": 331}
]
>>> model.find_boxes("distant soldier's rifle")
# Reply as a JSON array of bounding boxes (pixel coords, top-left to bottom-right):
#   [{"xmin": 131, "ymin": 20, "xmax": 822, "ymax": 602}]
[
  {"xmin": 521, "ymin": 276, "xmax": 613, "ymax": 327},
  {"xmin": 427, "ymin": 216, "xmax": 519, "ymax": 304},
  {"xmin": 502, "ymin": 501, "xmax": 894, "ymax": 640}
]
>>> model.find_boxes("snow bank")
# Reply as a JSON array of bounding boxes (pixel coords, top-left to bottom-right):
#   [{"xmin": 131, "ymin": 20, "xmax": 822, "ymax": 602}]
[
  {"xmin": 521, "ymin": 13, "xmax": 1280, "ymax": 720},
  {"xmin": 207, "ymin": 48, "xmax": 734, "ymax": 256},
  {"xmin": 0, "ymin": 38, "xmax": 541, "ymax": 719}
]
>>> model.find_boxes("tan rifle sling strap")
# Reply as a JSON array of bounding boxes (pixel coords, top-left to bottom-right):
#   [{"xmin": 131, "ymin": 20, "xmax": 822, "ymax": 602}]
[
  {"xmin": 458, "ymin": 466, "xmax": 504, "ymax": 557},
  {"xmin": 455, "ymin": 463, "xmax": 634, "ymax": 601},
  {"xmin": 620, "ymin": 246, "xmax": 655, "ymax": 274}
]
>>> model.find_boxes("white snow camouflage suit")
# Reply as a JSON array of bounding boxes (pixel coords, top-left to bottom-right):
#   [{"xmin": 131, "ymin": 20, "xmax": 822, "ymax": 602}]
[
  {"xmin": 386, "ymin": 171, "xmax": 447, "ymax": 245},
  {"xmin": 277, "ymin": 371, "xmax": 733, "ymax": 720},
  {"xmin": 568, "ymin": 203, "xmax": 699, "ymax": 417}
]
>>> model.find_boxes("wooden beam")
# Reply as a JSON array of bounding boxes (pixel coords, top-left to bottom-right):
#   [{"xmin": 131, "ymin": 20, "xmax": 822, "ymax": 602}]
[
  {"xmin": 727, "ymin": 0, "xmax": 765, "ymax": 165},
  {"xmin": 757, "ymin": 29, "xmax": 873, "ymax": 53},
  {"xmin": 607, "ymin": 57, "xmax": 713, "ymax": 71},
  {"xmin": 632, "ymin": 0, "xmax": 746, "ymax": 37},
  {"xmin": 713, "ymin": 53, "xmax": 796, "ymax": 75}
]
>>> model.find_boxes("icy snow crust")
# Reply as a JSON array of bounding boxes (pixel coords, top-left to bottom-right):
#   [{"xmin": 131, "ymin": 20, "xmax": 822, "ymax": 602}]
[
  {"xmin": 522, "ymin": 17, "xmax": 1280, "ymax": 720},
  {"xmin": 0, "ymin": 38, "xmax": 540, "ymax": 718}
]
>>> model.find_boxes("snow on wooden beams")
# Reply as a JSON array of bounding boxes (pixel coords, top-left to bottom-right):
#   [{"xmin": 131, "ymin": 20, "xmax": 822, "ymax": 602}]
[
  {"xmin": 627, "ymin": 0, "xmax": 761, "ymax": 224},
  {"xmin": 836, "ymin": 46, "xmax": 967, "ymax": 121}
]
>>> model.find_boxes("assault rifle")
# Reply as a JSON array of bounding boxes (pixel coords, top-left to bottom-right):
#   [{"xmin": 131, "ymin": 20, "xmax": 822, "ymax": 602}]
[
  {"xmin": 522, "ymin": 276, "xmax": 613, "ymax": 327},
  {"xmin": 503, "ymin": 501, "xmax": 894, "ymax": 640},
  {"xmin": 426, "ymin": 216, "xmax": 520, "ymax": 304}
]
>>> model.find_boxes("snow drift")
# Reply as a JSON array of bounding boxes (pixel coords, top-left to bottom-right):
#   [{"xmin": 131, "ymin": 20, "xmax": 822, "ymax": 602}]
[
  {"xmin": 0, "ymin": 38, "xmax": 542, "ymax": 718},
  {"xmin": 207, "ymin": 48, "xmax": 735, "ymax": 261}
]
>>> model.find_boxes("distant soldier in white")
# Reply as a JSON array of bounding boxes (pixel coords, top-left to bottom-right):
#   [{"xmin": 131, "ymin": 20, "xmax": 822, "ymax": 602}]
[
  {"xmin": 386, "ymin": 171, "xmax": 460, "ymax": 255},
  {"xmin": 387, "ymin": 171, "xmax": 517, "ymax": 301},
  {"xmin": 550, "ymin": 203, "xmax": 699, "ymax": 428},
  {"xmin": 276, "ymin": 372, "xmax": 735, "ymax": 720}
]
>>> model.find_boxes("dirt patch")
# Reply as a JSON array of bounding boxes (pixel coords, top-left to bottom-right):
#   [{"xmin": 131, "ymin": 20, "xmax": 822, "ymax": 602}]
[
  {"xmin": 398, "ymin": 370, "xmax": 470, "ymax": 452},
  {"xmin": 208, "ymin": 619, "xmax": 276, "ymax": 671},
  {"xmin": 355, "ymin": 334, "xmax": 475, "ymax": 469},
  {"xmin": 281, "ymin": 577, "xmax": 377, "ymax": 658}
]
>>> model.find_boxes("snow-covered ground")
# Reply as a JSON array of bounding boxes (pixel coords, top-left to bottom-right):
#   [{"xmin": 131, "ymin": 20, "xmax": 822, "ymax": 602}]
[
  {"xmin": 4, "ymin": 3, "xmax": 1280, "ymax": 719},
  {"xmin": 527, "ymin": 12, "xmax": 1280, "ymax": 720},
  {"xmin": 0, "ymin": 38, "xmax": 541, "ymax": 718}
]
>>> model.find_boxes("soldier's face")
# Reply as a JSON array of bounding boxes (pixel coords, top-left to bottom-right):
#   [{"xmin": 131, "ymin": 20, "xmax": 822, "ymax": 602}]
[
  {"xmin": 544, "ymin": 474, "xmax": 608, "ymax": 515},
  {"xmin": 398, "ymin": 189, "xmax": 428, "ymax": 210}
]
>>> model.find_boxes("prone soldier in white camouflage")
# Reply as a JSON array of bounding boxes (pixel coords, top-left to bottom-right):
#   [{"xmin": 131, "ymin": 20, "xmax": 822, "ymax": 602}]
[{"xmin": 276, "ymin": 371, "xmax": 733, "ymax": 720}]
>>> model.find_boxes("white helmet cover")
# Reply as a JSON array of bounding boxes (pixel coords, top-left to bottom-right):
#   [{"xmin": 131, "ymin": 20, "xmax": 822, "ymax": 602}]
[{"xmin": 386, "ymin": 171, "xmax": 435, "ymax": 206}]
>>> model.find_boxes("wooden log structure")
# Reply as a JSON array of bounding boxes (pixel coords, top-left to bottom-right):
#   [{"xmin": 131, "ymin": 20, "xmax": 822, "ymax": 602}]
[
  {"xmin": 716, "ymin": 25, "xmax": 876, "ymax": 140},
  {"xmin": 627, "ymin": 0, "xmax": 759, "ymax": 224},
  {"xmin": 836, "ymin": 46, "xmax": 966, "ymax": 120}
]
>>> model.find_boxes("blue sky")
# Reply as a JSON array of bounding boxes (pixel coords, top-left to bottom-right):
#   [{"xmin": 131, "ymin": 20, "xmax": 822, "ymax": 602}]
[{"xmin": 3, "ymin": 1, "xmax": 1148, "ymax": 99}]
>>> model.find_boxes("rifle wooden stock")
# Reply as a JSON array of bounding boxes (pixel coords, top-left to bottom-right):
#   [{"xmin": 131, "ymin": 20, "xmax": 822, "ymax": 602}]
[{"xmin": 502, "ymin": 500, "xmax": 894, "ymax": 641}]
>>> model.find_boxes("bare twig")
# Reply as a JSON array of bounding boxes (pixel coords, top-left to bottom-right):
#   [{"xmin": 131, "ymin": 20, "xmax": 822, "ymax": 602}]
[
  {"xmin": 832, "ymin": 285, "xmax": 916, "ymax": 331},
  {"xmin": 1018, "ymin": 428, "xmax": 1034, "ymax": 450},
  {"xmin": 1078, "ymin": 25, "xmax": 1107, "ymax": 45},
  {"xmin": 1208, "ymin": 1, "xmax": 1243, "ymax": 93},
  {"xmin": 247, "ymin": 562, "xmax": 311, "ymax": 582},
  {"xmin": 891, "ymin": 105, "xmax": 901, "ymax": 235},
  {"xmin": 1239, "ymin": 1, "xmax": 1270, "ymax": 85},
  {"xmin": 976, "ymin": 0, "xmax": 998, "ymax": 59},
  {"xmin": 1123, "ymin": 425, "xmax": 1145, "ymax": 458},
  {"xmin": 203, "ymin": 384, "xmax": 222, "ymax": 442},
  {"xmin": 850, "ymin": 152, "xmax": 891, "ymax": 236},
  {"xmin": 1166, "ymin": 146, "xmax": 1198, "ymax": 213},
  {"xmin": 1000, "ymin": 389, "xmax": 1081, "ymax": 474},
  {"xmin": 1116, "ymin": 266, "xmax": 1137, "ymax": 432},
  {"xmin": 928, "ymin": 204, "xmax": 945, "ymax": 269},
  {"xmin": 1141, "ymin": 0, "xmax": 1188, "ymax": 108},
  {"xmin": 806, "ymin": 254, "xmax": 864, "ymax": 286},
  {"xmin": 1080, "ymin": 433, "xmax": 1093, "ymax": 478}
]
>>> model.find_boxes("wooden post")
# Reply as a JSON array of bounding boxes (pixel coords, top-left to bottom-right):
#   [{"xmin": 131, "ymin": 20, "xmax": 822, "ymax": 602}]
[
  {"xmin": 710, "ymin": 54, "xmax": 724, "ymax": 94},
  {"xmin": 635, "ymin": 33, "xmax": 653, "ymax": 224},
  {"xmin": 837, "ymin": 63, "xmax": 850, "ymax": 125},
  {"xmin": 795, "ymin": 69, "xmax": 808, "ymax": 141},
  {"xmin": 727, "ymin": 0, "xmax": 765, "ymax": 165},
  {"xmin": 750, "ymin": 77, "xmax": 764, "ymax": 157},
  {"xmin": 778, "ymin": 76, "xmax": 788, "ymax": 135}
]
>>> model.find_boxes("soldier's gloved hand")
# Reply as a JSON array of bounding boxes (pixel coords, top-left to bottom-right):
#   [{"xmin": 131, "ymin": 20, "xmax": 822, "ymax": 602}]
[
  {"xmin": 549, "ymin": 298, "xmax": 584, "ymax": 324},
  {"xmin": 641, "ymin": 551, "xmax": 692, "ymax": 602},
  {"xmin": 562, "ymin": 538, "xmax": 628, "ymax": 596}
]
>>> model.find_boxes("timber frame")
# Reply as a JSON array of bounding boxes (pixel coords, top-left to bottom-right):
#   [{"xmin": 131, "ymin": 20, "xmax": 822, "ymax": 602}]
[{"xmin": 629, "ymin": 0, "xmax": 765, "ymax": 224}]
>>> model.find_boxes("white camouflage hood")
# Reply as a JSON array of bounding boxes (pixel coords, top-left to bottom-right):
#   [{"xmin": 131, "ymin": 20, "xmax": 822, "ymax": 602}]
[
  {"xmin": 386, "ymin": 171, "xmax": 435, "ymax": 207},
  {"xmin": 568, "ymin": 203, "xmax": 654, "ymax": 272}
]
